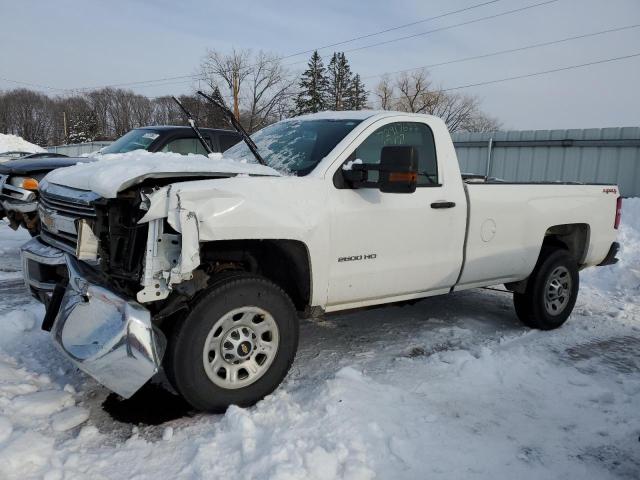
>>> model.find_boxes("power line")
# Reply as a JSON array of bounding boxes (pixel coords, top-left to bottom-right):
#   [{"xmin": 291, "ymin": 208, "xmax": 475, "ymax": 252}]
[
  {"xmin": 14, "ymin": 0, "xmax": 559, "ymax": 93},
  {"xmin": 66, "ymin": 0, "xmax": 508, "ymax": 91},
  {"xmin": 441, "ymin": 52, "xmax": 640, "ymax": 92},
  {"xmin": 381, "ymin": 52, "xmax": 640, "ymax": 105},
  {"xmin": 361, "ymin": 23, "xmax": 640, "ymax": 81},
  {"xmin": 72, "ymin": 74, "xmax": 199, "ymax": 91},
  {"xmin": 0, "ymin": 76, "xmax": 67, "ymax": 92},
  {"xmin": 330, "ymin": 0, "xmax": 560, "ymax": 59},
  {"xmin": 280, "ymin": 0, "xmax": 504, "ymax": 59},
  {"xmin": 66, "ymin": 0, "xmax": 524, "ymax": 90},
  {"xmin": 127, "ymin": 22, "xmax": 638, "ymax": 95}
]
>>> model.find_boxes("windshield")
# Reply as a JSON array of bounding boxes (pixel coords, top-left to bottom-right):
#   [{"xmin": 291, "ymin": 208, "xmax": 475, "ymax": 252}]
[
  {"xmin": 100, "ymin": 129, "xmax": 161, "ymax": 154},
  {"xmin": 223, "ymin": 119, "xmax": 362, "ymax": 175}
]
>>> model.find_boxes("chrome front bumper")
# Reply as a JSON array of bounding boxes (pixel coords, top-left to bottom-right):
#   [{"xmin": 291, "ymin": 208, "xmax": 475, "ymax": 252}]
[{"xmin": 21, "ymin": 238, "xmax": 165, "ymax": 398}]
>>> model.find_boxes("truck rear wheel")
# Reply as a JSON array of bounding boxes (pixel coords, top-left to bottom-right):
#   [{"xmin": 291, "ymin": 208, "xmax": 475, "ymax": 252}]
[
  {"xmin": 513, "ymin": 249, "xmax": 579, "ymax": 330},
  {"xmin": 165, "ymin": 275, "xmax": 299, "ymax": 412}
]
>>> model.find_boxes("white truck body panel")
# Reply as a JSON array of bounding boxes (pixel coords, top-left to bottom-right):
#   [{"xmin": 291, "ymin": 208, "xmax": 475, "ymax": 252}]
[{"xmin": 459, "ymin": 184, "xmax": 618, "ymax": 290}]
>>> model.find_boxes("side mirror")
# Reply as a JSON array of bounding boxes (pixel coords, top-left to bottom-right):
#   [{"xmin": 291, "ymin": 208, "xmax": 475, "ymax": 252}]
[{"xmin": 378, "ymin": 146, "xmax": 418, "ymax": 193}]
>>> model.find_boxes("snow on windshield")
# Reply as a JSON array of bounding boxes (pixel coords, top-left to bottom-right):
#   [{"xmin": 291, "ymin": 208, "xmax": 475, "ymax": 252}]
[{"xmin": 224, "ymin": 119, "xmax": 362, "ymax": 175}]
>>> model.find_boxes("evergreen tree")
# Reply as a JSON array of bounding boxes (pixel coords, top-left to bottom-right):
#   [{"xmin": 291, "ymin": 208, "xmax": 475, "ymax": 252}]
[
  {"xmin": 67, "ymin": 110, "xmax": 99, "ymax": 144},
  {"xmin": 293, "ymin": 51, "xmax": 329, "ymax": 115},
  {"xmin": 326, "ymin": 52, "xmax": 352, "ymax": 111},
  {"xmin": 346, "ymin": 74, "xmax": 369, "ymax": 110}
]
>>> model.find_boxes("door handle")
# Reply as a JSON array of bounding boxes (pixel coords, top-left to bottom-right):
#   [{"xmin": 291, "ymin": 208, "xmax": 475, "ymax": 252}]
[{"xmin": 431, "ymin": 201, "xmax": 456, "ymax": 209}]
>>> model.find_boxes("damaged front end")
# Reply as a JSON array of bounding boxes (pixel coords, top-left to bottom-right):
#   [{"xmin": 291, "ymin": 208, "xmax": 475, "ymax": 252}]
[
  {"xmin": 135, "ymin": 186, "xmax": 202, "ymax": 303},
  {"xmin": 22, "ymin": 238, "xmax": 166, "ymax": 398},
  {"xmin": 22, "ymin": 183, "xmax": 202, "ymax": 398}
]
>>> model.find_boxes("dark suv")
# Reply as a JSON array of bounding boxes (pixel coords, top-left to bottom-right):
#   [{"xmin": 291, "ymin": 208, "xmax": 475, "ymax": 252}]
[{"xmin": 0, "ymin": 126, "xmax": 241, "ymax": 235}]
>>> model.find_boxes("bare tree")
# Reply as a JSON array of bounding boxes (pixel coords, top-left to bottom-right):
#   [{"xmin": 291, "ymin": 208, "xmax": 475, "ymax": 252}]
[
  {"xmin": 129, "ymin": 94, "xmax": 153, "ymax": 128},
  {"xmin": 200, "ymin": 48, "xmax": 294, "ymax": 132},
  {"xmin": 244, "ymin": 51, "xmax": 294, "ymax": 132},
  {"xmin": 1, "ymin": 89, "xmax": 55, "ymax": 145},
  {"xmin": 374, "ymin": 75, "xmax": 394, "ymax": 110},
  {"xmin": 151, "ymin": 96, "xmax": 181, "ymax": 125},
  {"xmin": 396, "ymin": 70, "xmax": 433, "ymax": 113},
  {"xmin": 201, "ymin": 48, "xmax": 252, "ymax": 120},
  {"xmin": 463, "ymin": 113, "xmax": 501, "ymax": 132},
  {"xmin": 372, "ymin": 69, "xmax": 501, "ymax": 132}
]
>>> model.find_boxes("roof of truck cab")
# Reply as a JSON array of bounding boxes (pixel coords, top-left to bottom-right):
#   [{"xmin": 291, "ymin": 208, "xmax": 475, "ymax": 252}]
[
  {"xmin": 292, "ymin": 110, "xmax": 437, "ymax": 122},
  {"xmin": 137, "ymin": 126, "xmax": 240, "ymax": 135}
]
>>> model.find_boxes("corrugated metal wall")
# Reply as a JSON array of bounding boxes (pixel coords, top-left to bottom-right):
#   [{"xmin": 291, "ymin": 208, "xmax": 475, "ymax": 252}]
[
  {"xmin": 453, "ymin": 127, "xmax": 640, "ymax": 197},
  {"xmin": 46, "ymin": 141, "xmax": 112, "ymax": 157}
]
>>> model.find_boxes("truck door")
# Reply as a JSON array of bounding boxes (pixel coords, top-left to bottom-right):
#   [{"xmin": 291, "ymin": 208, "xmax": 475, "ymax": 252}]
[{"xmin": 327, "ymin": 120, "xmax": 466, "ymax": 307}]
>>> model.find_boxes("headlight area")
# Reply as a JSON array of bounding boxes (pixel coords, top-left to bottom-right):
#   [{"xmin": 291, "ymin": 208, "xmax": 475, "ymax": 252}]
[
  {"xmin": 92, "ymin": 191, "xmax": 151, "ymax": 297},
  {"xmin": 1, "ymin": 175, "xmax": 41, "ymax": 234},
  {"xmin": 9, "ymin": 176, "xmax": 40, "ymax": 190}
]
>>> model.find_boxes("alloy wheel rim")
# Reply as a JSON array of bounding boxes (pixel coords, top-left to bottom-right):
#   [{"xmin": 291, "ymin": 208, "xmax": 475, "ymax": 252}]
[{"xmin": 202, "ymin": 306, "xmax": 279, "ymax": 389}]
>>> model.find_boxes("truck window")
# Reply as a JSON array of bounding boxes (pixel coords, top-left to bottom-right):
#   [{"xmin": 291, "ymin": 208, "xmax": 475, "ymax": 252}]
[
  {"xmin": 349, "ymin": 122, "xmax": 438, "ymax": 186},
  {"xmin": 100, "ymin": 129, "xmax": 161, "ymax": 154},
  {"xmin": 219, "ymin": 133, "xmax": 241, "ymax": 152},
  {"xmin": 224, "ymin": 119, "xmax": 362, "ymax": 175},
  {"xmin": 162, "ymin": 137, "xmax": 212, "ymax": 155}
]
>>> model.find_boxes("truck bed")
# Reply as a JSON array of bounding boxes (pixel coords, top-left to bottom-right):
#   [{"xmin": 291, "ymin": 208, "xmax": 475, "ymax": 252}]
[{"xmin": 455, "ymin": 182, "xmax": 619, "ymax": 291}]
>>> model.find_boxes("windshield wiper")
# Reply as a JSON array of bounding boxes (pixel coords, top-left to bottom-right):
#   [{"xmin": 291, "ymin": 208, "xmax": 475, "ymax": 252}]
[
  {"xmin": 197, "ymin": 90, "xmax": 267, "ymax": 166},
  {"xmin": 171, "ymin": 96, "xmax": 214, "ymax": 155}
]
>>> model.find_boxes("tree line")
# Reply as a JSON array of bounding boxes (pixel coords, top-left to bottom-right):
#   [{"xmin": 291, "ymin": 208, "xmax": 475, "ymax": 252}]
[{"xmin": 0, "ymin": 49, "xmax": 499, "ymax": 146}]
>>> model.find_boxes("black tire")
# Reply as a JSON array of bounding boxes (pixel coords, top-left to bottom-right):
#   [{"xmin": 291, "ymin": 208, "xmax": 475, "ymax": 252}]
[
  {"xmin": 513, "ymin": 248, "xmax": 579, "ymax": 330},
  {"xmin": 165, "ymin": 274, "xmax": 299, "ymax": 412}
]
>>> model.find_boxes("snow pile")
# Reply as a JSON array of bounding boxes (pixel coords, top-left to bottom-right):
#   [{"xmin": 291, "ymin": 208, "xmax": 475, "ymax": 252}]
[
  {"xmin": 0, "ymin": 313, "xmax": 88, "ymax": 479},
  {"xmin": 44, "ymin": 150, "xmax": 281, "ymax": 198},
  {"xmin": 582, "ymin": 197, "xmax": 640, "ymax": 298},
  {"xmin": 0, "ymin": 134, "xmax": 45, "ymax": 154}
]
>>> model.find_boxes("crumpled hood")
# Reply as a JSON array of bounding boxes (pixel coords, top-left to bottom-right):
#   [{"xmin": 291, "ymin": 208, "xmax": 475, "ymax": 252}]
[{"xmin": 43, "ymin": 150, "xmax": 280, "ymax": 198}]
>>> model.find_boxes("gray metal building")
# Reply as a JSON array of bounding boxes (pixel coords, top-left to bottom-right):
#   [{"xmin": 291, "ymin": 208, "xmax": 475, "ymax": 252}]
[
  {"xmin": 46, "ymin": 141, "xmax": 112, "ymax": 157},
  {"xmin": 453, "ymin": 127, "xmax": 640, "ymax": 197}
]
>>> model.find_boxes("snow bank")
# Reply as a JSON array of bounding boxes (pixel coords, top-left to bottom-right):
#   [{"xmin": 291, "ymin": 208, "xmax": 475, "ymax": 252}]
[
  {"xmin": 0, "ymin": 198, "xmax": 638, "ymax": 479},
  {"xmin": 0, "ymin": 134, "xmax": 45, "ymax": 154},
  {"xmin": 44, "ymin": 150, "xmax": 281, "ymax": 198},
  {"xmin": 582, "ymin": 197, "xmax": 640, "ymax": 298}
]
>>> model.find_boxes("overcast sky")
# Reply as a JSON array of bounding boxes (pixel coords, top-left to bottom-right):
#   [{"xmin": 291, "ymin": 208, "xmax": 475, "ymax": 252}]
[{"xmin": 1, "ymin": 0, "xmax": 639, "ymax": 130}]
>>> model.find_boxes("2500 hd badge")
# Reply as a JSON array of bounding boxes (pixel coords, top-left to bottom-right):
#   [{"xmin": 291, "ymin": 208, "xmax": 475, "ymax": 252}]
[{"xmin": 338, "ymin": 253, "xmax": 377, "ymax": 262}]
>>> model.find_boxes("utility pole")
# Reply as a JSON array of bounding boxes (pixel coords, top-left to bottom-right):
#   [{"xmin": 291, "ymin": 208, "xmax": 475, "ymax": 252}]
[
  {"xmin": 232, "ymin": 75, "xmax": 240, "ymax": 121},
  {"xmin": 63, "ymin": 111, "xmax": 68, "ymax": 142}
]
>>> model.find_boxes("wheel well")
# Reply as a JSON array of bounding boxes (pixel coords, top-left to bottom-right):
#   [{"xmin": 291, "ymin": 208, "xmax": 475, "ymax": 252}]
[
  {"xmin": 506, "ymin": 223, "xmax": 590, "ymax": 294},
  {"xmin": 199, "ymin": 239, "xmax": 311, "ymax": 312},
  {"xmin": 542, "ymin": 223, "xmax": 590, "ymax": 265}
]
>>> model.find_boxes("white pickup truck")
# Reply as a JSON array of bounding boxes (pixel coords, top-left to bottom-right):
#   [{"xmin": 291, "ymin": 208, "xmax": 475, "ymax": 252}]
[{"xmin": 21, "ymin": 110, "xmax": 621, "ymax": 411}]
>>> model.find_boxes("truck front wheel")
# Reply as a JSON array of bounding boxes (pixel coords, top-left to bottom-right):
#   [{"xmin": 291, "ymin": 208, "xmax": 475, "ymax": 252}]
[
  {"xmin": 166, "ymin": 275, "xmax": 299, "ymax": 412},
  {"xmin": 513, "ymin": 249, "xmax": 579, "ymax": 330}
]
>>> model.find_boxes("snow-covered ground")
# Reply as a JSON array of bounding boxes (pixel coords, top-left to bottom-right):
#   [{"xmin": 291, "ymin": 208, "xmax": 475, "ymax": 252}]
[
  {"xmin": 0, "ymin": 201, "xmax": 638, "ymax": 479},
  {"xmin": 0, "ymin": 134, "xmax": 45, "ymax": 155}
]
